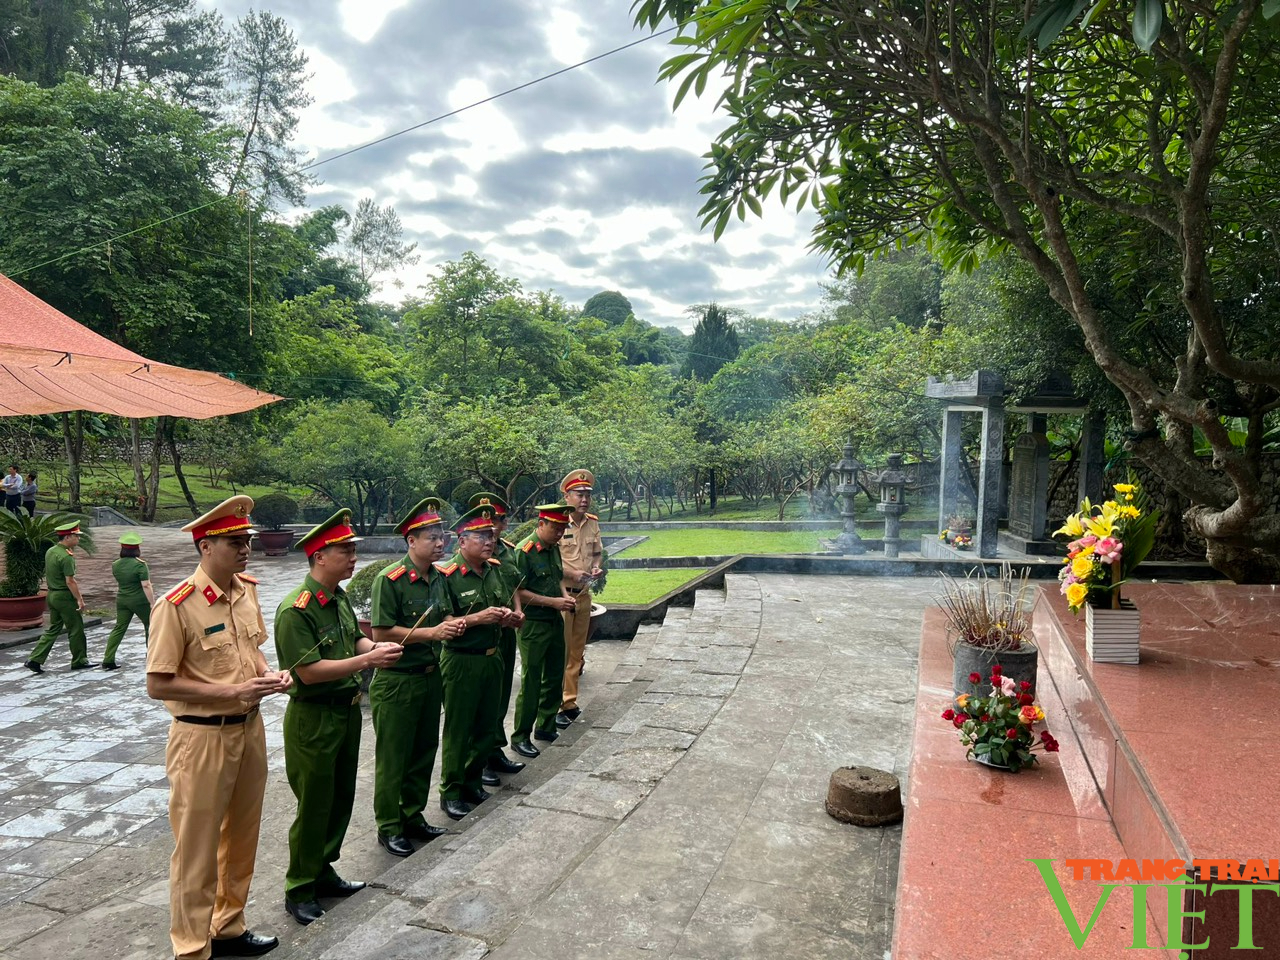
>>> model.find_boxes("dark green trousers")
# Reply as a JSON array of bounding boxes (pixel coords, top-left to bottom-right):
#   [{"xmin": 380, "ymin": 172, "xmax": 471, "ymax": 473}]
[
  {"xmin": 439, "ymin": 649, "xmax": 501, "ymax": 800},
  {"xmin": 488, "ymin": 626, "xmax": 517, "ymax": 761},
  {"xmin": 103, "ymin": 594, "xmax": 151, "ymax": 665},
  {"xmin": 282, "ymin": 699, "xmax": 361, "ymax": 903},
  {"xmin": 29, "ymin": 589, "xmax": 88, "ymax": 666},
  {"xmin": 369, "ymin": 668, "xmax": 442, "ymax": 836},
  {"xmin": 511, "ymin": 617, "xmax": 566, "ymax": 742}
]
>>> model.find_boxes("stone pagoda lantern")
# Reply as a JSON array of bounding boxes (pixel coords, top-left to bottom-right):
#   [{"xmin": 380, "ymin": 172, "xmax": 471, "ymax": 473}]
[
  {"xmin": 877, "ymin": 454, "xmax": 908, "ymax": 559},
  {"xmin": 830, "ymin": 442, "xmax": 866, "ymax": 555}
]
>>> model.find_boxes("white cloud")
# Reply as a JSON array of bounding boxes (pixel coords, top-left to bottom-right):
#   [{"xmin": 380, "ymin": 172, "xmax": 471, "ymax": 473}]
[{"xmin": 338, "ymin": 0, "xmax": 413, "ymax": 43}]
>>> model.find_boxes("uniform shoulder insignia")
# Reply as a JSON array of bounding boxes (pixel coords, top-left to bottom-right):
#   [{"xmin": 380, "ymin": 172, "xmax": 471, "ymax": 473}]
[
  {"xmin": 435, "ymin": 561, "xmax": 459, "ymax": 576},
  {"xmin": 586, "ymin": 512, "xmax": 599, "ymax": 520},
  {"xmin": 293, "ymin": 590, "xmax": 312, "ymax": 609},
  {"xmin": 237, "ymin": 573, "xmax": 260, "ymax": 584},
  {"xmin": 386, "ymin": 564, "xmax": 407, "ymax": 581},
  {"xmin": 502, "ymin": 538, "xmax": 515, "ymax": 548},
  {"xmin": 165, "ymin": 581, "xmax": 196, "ymax": 605},
  {"xmin": 521, "ymin": 540, "xmax": 535, "ymax": 553},
  {"xmin": 487, "ymin": 557, "xmax": 501, "ymax": 566}
]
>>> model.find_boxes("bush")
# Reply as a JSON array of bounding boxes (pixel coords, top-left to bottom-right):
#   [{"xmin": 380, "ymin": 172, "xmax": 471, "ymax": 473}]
[
  {"xmin": 508, "ymin": 517, "xmax": 537, "ymax": 546},
  {"xmin": 449, "ymin": 479, "xmax": 485, "ymax": 515},
  {"xmin": 253, "ymin": 493, "xmax": 298, "ymax": 530},
  {"xmin": 344, "ymin": 558, "xmax": 392, "ymax": 619}
]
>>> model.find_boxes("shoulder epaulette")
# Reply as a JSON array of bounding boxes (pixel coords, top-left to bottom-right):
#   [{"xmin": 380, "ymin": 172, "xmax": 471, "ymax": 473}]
[
  {"xmin": 487, "ymin": 557, "xmax": 501, "ymax": 566},
  {"xmin": 521, "ymin": 540, "xmax": 535, "ymax": 553},
  {"xmin": 165, "ymin": 581, "xmax": 196, "ymax": 606},
  {"xmin": 385, "ymin": 564, "xmax": 407, "ymax": 581},
  {"xmin": 293, "ymin": 590, "xmax": 312, "ymax": 609},
  {"xmin": 586, "ymin": 513, "xmax": 598, "ymax": 520},
  {"xmin": 435, "ymin": 561, "xmax": 459, "ymax": 575},
  {"xmin": 237, "ymin": 573, "xmax": 260, "ymax": 585},
  {"xmin": 502, "ymin": 538, "xmax": 515, "ymax": 548}
]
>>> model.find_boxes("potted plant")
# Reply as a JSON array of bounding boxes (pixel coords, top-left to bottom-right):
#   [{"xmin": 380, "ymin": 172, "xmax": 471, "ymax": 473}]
[
  {"xmin": 943, "ymin": 665, "xmax": 1060, "ymax": 772},
  {"xmin": 935, "ymin": 563, "xmax": 1037, "ymax": 697},
  {"xmin": 252, "ymin": 493, "xmax": 299, "ymax": 556},
  {"xmin": 0, "ymin": 512, "xmax": 95, "ymax": 629},
  {"xmin": 1054, "ymin": 480, "xmax": 1159, "ymax": 664}
]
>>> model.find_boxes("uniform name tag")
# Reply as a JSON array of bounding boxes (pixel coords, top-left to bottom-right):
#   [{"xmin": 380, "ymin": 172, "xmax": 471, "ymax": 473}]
[
  {"xmin": 204, "ymin": 624, "xmax": 226, "ymax": 636},
  {"xmin": 461, "ymin": 589, "xmax": 477, "ymax": 598}
]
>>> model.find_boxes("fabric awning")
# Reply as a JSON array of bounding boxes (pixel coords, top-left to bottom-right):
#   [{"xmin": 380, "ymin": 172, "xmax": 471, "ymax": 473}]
[{"xmin": 0, "ymin": 273, "xmax": 282, "ymax": 418}]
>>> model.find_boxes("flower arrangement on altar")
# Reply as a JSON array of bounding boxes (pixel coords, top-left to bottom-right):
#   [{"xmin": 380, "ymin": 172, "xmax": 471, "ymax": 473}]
[
  {"xmin": 943, "ymin": 665, "xmax": 1060, "ymax": 772},
  {"xmin": 952, "ymin": 534, "xmax": 972, "ymax": 550},
  {"xmin": 1054, "ymin": 480, "xmax": 1160, "ymax": 614}
]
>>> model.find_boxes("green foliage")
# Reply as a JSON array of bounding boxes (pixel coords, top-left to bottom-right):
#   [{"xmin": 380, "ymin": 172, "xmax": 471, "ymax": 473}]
[
  {"xmin": 343, "ymin": 558, "xmax": 389, "ymax": 620},
  {"xmin": 0, "ymin": 511, "xmax": 95, "ymax": 597},
  {"xmin": 682, "ymin": 303, "xmax": 740, "ymax": 381},
  {"xmin": 449, "ymin": 480, "xmax": 486, "ymax": 515},
  {"xmin": 581, "ymin": 290, "xmax": 633, "ymax": 326},
  {"xmin": 593, "ymin": 568, "xmax": 709, "ymax": 605},
  {"xmin": 252, "ymin": 492, "xmax": 298, "ymax": 530}
]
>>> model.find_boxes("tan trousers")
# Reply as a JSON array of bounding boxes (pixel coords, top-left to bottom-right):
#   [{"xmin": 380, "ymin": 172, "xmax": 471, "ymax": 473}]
[
  {"xmin": 166, "ymin": 712, "xmax": 268, "ymax": 960},
  {"xmin": 560, "ymin": 590, "xmax": 591, "ymax": 711}
]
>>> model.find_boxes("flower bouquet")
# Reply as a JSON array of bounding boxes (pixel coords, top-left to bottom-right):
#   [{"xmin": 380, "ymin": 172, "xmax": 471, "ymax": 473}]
[
  {"xmin": 1054, "ymin": 480, "xmax": 1160, "ymax": 613},
  {"xmin": 952, "ymin": 534, "xmax": 972, "ymax": 550},
  {"xmin": 942, "ymin": 665, "xmax": 1059, "ymax": 772}
]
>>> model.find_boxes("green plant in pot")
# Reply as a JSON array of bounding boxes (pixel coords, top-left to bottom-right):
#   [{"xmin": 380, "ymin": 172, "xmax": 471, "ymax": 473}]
[
  {"xmin": 252, "ymin": 493, "xmax": 298, "ymax": 556},
  {"xmin": 0, "ymin": 512, "xmax": 95, "ymax": 628},
  {"xmin": 935, "ymin": 563, "xmax": 1036, "ymax": 698}
]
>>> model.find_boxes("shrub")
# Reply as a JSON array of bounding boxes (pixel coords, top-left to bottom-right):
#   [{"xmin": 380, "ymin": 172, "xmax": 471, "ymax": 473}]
[
  {"xmin": 253, "ymin": 493, "xmax": 298, "ymax": 530},
  {"xmin": 344, "ymin": 558, "xmax": 392, "ymax": 619},
  {"xmin": 449, "ymin": 479, "xmax": 484, "ymax": 515}
]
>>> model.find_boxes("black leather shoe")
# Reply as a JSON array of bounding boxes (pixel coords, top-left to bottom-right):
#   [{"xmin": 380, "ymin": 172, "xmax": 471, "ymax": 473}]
[
  {"xmin": 481, "ymin": 769, "xmax": 500, "ymax": 786},
  {"xmin": 554, "ymin": 712, "xmax": 573, "ymax": 729},
  {"xmin": 404, "ymin": 821, "xmax": 448, "ymax": 842},
  {"xmin": 488, "ymin": 753, "xmax": 525, "ymax": 774},
  {"xmin": 376, "ymin": 833, "xmax": 413, "ymax": 858},
  {"xmin": 284, "ymin": 899, "xmax": 324, "ymax": 925},
  {"xmin": 316, "ymin": 877, "xmax": 366, "ymax": 897},
  {"xmin": 440, "ymin": 797, "xmax": 473, "ymax": 820},
  {"xmin": 562, "ymin": 706, "xmax": 582, "ymax": 721},
  {"xmin": 461, "ymin": 785, "xmax": 490, "ymax": 805},
  {"xmin": 210, "ymin": 930, "xmax": 279, "ymax": 957},
  {"xmin": 69, "ymin": 661, "xmax": 97, "ymax": 670},
  {"xmin": 23, "ymin": 660, "xmax": 42, "ymax": 674},
  {"xmin": 512, "ymin": 739, "xmax": 540, "ymax": 758},
  {"xmin": 533, "ymin": 727, "xmax": 559, "ymax": 742},
  {"xmin": 101, "ymin": 662, "xmax": 119, "ymax": 670}
]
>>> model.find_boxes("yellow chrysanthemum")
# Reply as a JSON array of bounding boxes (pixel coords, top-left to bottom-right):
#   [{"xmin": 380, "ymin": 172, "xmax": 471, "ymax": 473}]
[
  {"xmin": 1114, "ymin": 483, "xmax": 1135, "ymax": 494},
  {"xmin": 1066, "ymin": 582, "xmax": 1088, "ymax": 608},
  {"xmin": 1071, "ymin": 554, "xmax": 1095, "ymax": 579}
]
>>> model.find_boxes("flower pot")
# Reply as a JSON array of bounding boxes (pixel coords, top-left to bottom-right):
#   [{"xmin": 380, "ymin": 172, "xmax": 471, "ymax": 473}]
[
  {"xmin": 0, "ymin": 591, "xmax": 48, "ymax": 630},
  {"xmin": 257, "ymin": 529, "xmax": 295, "ymax": 557},
  {"xmin": 1085, "ymin": 599, "xmax": 1140, "ymax": 664},
  {"xmin": 952, "ymin": 640, "xmax": 1038, "ymax": 698},
  {"xmin": 972, "ymin": 753, "xmax": 1018, "ymax": 772}
]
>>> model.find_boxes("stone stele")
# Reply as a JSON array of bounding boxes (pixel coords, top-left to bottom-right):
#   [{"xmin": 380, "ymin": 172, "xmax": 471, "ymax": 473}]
[{"xmin": 825, "ymin": 766, "xmax": 903, "ymax": 827}]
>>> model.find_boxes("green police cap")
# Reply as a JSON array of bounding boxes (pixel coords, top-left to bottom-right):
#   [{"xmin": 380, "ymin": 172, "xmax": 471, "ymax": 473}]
[
  {"xmin": 54, "ymin": 520, "xmax": 82, "ymax": 536},
  {"xmin": 468, "ymin": 491, "xmax": 509, "ymax": 517},
  {"xmin": 455, "ymin": 504, "xmax": 496, "ymax": 535},
  {"xmin": 119, "ymin": 532, "xmax": 143, "ymax": 546},
  {"xmin": 397, "ymin": 497, "xmax": 446, "ymax": 537},
  {"xmin": 297, "ymin": 508, "xmax": 362, "ymax": 558}
]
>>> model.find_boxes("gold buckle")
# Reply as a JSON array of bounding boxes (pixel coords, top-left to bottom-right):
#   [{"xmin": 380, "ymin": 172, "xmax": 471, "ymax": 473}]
[
  {"xmin": 485, "ymin": 647, "xmax": 497, "ymax": 656},
  {"xmin": 350, "ymin": 692, "xmax": 362, "ymax": 706}
]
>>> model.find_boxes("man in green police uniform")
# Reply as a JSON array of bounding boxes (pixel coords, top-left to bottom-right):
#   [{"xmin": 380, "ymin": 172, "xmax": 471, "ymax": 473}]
[
  {"xmin": 368, "ymin": 497, "xmax": 466, "ymax": 858},
  {"xmin": 435, "ymin": 504, "xmax": 522, "ymax": 820},
  {"xmin": 26, "ymin": 519, "xmax": 94, "ymax": 673},
  {"xmin": 275, "ymin": 510, "xmax": 404, "ymax": 927},
  {"xmin": 510, "ymin": 504, "xmax": 576, "ymax": 758},
  {"xmin": 468, "ymin": 492, "xmax": 527, "ymax": 786}
]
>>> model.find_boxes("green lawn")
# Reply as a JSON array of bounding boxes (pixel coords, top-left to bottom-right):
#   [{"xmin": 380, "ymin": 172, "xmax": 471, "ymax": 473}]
[
  {"xmin": 596, "ymin": 568, "xmax": 709, "ymax": 604},
  {"xmin": 617, "ymin": 528, "xmax": 821, "ymax": 558},
  {"xmin": 600, "ymin": 495, "xmax": 937, "ymax": 524}
]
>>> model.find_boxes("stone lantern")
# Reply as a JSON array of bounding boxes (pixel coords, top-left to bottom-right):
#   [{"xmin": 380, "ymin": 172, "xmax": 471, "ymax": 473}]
[
  {"xmin": 876, "ymin": 454, "xmax": 909, "ymax": 559},
  {"xmin": 830, "ymin": 442, "xmax": 866, "ymax": 555}
]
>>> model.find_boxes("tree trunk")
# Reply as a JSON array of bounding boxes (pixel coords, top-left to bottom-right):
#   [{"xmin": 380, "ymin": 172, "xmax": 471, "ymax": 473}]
[
  {"xmin": 165, "ymin": 419, "xmax": 199, "ymax": 517},
  {"xmin": 144, "ymin": 418, "xmax": 165, "ymax": 522},
  {"xmin": 709, "ymin": 467, "xmax": 718, "ymax": 512},
  {"xmin": 61, "ymin": 411, "xmax": 83, "ymax": 512},
  {"xmin": 130, "ymin": 418, "xmax": 147, "ymax": 510}
]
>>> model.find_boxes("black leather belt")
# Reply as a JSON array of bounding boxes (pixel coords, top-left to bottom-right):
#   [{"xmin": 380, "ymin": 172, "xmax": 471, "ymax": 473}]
[
  {"xmin": 176, "ymin": 707, "xmax": 258, "ymax": 726},
  {"xmin": 293, "ymin": 691, "xmax": 362, "ymax": 706},
  {"xmin": 381, "ymin": 664, "xmax": 437, "ymax": 674},
  {"xmin": 444, "ymin": 646, "xmax": 498, "ymax": 656},
  {"xmin": 566, "ymin": 587, "xmax": 583, "ymax": 594}
]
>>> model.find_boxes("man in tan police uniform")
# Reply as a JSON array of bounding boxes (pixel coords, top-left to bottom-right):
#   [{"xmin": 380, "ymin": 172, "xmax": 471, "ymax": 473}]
[
  {"xmin": 556, "ymin": 469, "xmax": 604, "ymax": 729},
  {"xmin": 145, "ymin": 496, "xmax": 292, "ymax": 960}
]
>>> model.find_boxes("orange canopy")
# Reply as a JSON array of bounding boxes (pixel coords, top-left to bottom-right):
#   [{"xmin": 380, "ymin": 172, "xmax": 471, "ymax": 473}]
[{"xmin": 0, "ymin": 273, "xmax": 281, "ymax": 419}]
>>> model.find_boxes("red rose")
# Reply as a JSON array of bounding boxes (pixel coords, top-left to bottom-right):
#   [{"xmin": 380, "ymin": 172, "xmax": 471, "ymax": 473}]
[
  {"xmin": 991, "ymin": 664, "xmax": 1002, "ymax": 676},
  {"xmin": 1039, "ymin": 730, "xmax": 1051, "ymax": 742},
  {"xmin": 980, "ymin": 714, "xmax": 991, "ymax": 723},
  {"xmin": 956, "ymin": 713, "xmax": 969, "ymax": 722},
  {"xmin": 952, "ymin": 717, "xmax": 964, "ymax": 728},
  {"xmin": 941, "ymin": 709, "xmax": 955, "ymax": 721},
  {"xmin": 968, "ymin": 671, "xmax": 982, "ymax": 684},
  {"xmin": 1006, "ymin": 728, "xmax": 1018, "ymax": 739},
  {"xmin": 1045, "ymin": 739, "xmax": 1060, "ymax": 752},
  {"xmin": 1018, "ymin": 693, "xmax": 1034, "ymax": 706},
  {"xmin": 1020, "ymin": 681, "xmax": 1032, "ymax": 691}
]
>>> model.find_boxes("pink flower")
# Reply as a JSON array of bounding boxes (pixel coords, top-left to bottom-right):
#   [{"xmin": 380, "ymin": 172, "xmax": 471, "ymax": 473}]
[
  {"xmin": 1095, "ymin": 537, "xmax": 1123, "ymax": 564},
  {"xmin": 997, "ymin": 676, "xmax": 1017, "ymax": 696},
  {"xmin": 1080, "ymin": 534, "xmax": 1098, "ymax": 548}
]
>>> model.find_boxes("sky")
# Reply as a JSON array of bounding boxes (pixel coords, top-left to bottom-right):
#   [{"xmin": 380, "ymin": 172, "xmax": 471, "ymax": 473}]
[{"xmin": 202, "ymin": 0, "xmax": 833, "ymax": 330}]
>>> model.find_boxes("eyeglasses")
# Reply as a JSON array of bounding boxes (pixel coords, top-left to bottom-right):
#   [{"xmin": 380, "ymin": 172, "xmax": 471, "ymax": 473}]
[{"xmin": 463, "ymin": 531, "xmax": 496, "ymax": 542}]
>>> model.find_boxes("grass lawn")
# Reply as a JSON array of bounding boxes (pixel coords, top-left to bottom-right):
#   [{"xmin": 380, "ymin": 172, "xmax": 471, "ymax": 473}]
[
  {"xmin": 617, "ymin": 529, "xmax": 821, "ymax": 558},
  {"xmin": 601, "ymin": 495, "xmax": 937, "ymax": 524},
  {"xmin": 596, "ymin": 568, "xmax": 709, "ymax": 604}
]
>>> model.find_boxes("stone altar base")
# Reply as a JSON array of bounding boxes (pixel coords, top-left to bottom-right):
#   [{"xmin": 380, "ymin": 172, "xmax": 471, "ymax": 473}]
[
  {"xmin": 896, "ymin": 582, "xmax": 1280, "ymax": 958},
  {"xmin": 996, "ymin": 529, "xmax": 1063, "ymax": 557}
]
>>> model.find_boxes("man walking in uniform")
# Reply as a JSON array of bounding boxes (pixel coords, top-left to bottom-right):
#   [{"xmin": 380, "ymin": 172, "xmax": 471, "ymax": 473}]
[
  {"xmin": 510, "ymin": 504, "xmax": 575, "ymax": 758},
  {"xmin": 435, "ymin": 504, "xmax": 522, "ymax": 820},
  {"xmin": 26, "ymin": 519, "xmax": 93, "ymax": 673},
  {"xmin": 145, "ymin": 496, "xmax": 290, "ymax": 960},
  {"xmin": 468, "ymin": 492, "xmax": 526, "ymax": 786},
  {"xmin": 557, "ymin": 470, "xmax": 604, "ymax": 730},
  {"xmin": 275, "ymin": 510, "xmax": 404, "ymax": 926},
  {"xmin": 368, "ymin": 497, "xmax": 465, "ymax": 858}
]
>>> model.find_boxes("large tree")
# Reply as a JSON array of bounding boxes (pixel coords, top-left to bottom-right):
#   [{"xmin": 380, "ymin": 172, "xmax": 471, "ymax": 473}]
[
  {"xmin": 635, "ymin": 0, "xmax": 1280, "ymax": 581},
  {"xmin": 681, "ymin": 302, "xmax": 740, "ymax": 381}
]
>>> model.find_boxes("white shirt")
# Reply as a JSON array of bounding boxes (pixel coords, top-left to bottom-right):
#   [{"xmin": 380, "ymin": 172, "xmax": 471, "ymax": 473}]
[{"xmin": 1, "ymin": 474, "xmax": 21, "ymax": 494}]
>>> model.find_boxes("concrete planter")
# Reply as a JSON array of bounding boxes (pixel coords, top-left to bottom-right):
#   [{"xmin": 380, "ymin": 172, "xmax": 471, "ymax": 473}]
[
  {"xmin": 951, "ymin": 641, "xmax": 1038, "ymax": 698},
  {"xmin": 0, "ymin": 591, "xmax": 47, "ymax": 630}
]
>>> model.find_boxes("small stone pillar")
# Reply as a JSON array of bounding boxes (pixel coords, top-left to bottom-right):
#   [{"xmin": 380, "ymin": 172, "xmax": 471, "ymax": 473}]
[
  {"xmin": 877, "ymin": 454, "xmax": 909, "ymax": 559},
  {"xmin": 831, "ymin": 442, "xmax": 866, "ymax": 555},
  {"xmin": 826, "ymin": 766, "xmax": 903, "ymax": 826}
]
